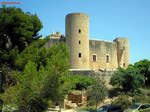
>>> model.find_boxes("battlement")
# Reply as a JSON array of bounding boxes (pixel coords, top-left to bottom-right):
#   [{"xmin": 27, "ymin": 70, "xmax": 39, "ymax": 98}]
[{"xmin": 66, "ymin": 12, "xmax": 88, "ymax": 18}]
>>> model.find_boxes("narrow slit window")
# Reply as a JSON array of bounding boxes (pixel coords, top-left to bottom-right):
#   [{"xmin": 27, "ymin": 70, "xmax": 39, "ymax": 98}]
[
  {"xmin": 79, "ymin": 41, "xmax": 81, "ymax": 44},
  {"xmin": 79, "ymin": 29, "xmax": 81, "ymax": 33},
  {"xmin": 106, "ymin": 55, "xmax": 110, "ymax": 63},
  {"xmin": 79, "ymin": 53, "xmax": 81, "ymax": 58},
  {"xmin": 92, "ymin": 55, "xmax": 97, "ymax": 62},
  {"xmin": 123, "ymin": 63, "xmax": 125, "ymax": 67}
]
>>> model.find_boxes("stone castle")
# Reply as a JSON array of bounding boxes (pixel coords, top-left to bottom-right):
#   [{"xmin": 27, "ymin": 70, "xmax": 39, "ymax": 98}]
[{"xmin": 45, "ymin": 13, "xmax": 130, "ymax": 71}]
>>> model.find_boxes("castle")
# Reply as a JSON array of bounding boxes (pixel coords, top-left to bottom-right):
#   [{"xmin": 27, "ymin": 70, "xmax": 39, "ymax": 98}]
[{"xmin": 45, "ymin": 13, "xmax": 130, "ymax": 71}]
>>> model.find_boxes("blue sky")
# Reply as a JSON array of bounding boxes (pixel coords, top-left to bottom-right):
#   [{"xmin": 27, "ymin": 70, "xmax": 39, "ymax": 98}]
[{"xmin": 1, "ymin": 0, "xmax": 150, "ymax": 64}]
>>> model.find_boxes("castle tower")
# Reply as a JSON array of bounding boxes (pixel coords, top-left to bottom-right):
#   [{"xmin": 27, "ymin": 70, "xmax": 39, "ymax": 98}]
[
  {"xmin": 114, "ymin": 38, "xmax": 130, "ymax": 68},
  {"xmin": 65, "ymin": 13, "xmax": 90, "ymax": 69}
]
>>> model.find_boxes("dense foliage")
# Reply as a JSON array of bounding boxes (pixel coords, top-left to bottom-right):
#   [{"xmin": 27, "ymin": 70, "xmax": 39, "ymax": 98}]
[
  {"xmin": 110, "ymin": 59, "xmax": 150, "ymax": 92},
  {"xmin": 62, "ymin": 75, "xmax": 94, "ymax": 90},
  {"xmin": 87, "ymin": 76, "xmax": 108, "ymax": 109},
  {"xmin": 0, "ymin": 6, "xmax": 43, "ymax": 69},
  {"xmin": 0, "ymin": 6, "xmax": 42, "ymax": 52},
  {"xmin": 133, "ymin": 59, "xmax": 150, "ymax": 85},
  {"xmin": 111, "ymin": 95, "xmax": 132, "ymax": 110},
  {"xmin": 110, "ymin": 66, "xmax": 145, "ymax": 92},
  {"xmin": 2, "ymin": 42, "xmax": 70, "ymax": 111},
  {"xmin": 0, "ymin": 6, "xmax": 72, "ymax": 111}
]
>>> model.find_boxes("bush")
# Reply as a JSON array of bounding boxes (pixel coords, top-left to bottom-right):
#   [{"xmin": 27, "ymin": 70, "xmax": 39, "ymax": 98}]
[
  {"xmin": 77, "ymin": 106, "xmax": 95, "ymax": 112},
  {"xmin": 110, "ymin": 67, "xmax": 145, "ymax": 92},
  {"xmin": 111, "ymin": 95, "xmax": 132, "ymax": 110},
  {"xmin": 131, "ymin": 88, "xmax": 150, "ymax": 103},
  {"xmin": 133, "ymin": 94, "xmax": 148, "ymax": 103},
  {"xmin": 108, "ymin": 88, "xmax": 124, "ymax": 97}
]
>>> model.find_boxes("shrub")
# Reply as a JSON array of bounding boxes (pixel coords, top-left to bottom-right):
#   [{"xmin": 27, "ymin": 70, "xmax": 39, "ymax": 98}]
[
  {"xmin": 77, "ymin": 106, "xmax": 95, "ymax": 112},
  {"xmin": 131, "ymin": 88, "xmax": 150, "ymax": 103},
  {"xmin": 110, "ymin": 67, "xmax": 145, "ymax": 92},
  {"xmin": 111, "ymin": 95, "xmax": 132, "ymax": 110},
  {"xmin": 133, "ymin": 94, "xmax": 148, "ymax": 103}
]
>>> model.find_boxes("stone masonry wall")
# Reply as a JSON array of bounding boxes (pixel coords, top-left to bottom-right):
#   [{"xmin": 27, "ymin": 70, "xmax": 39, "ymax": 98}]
[{"xmin": 89, "ymin": 40, "xmax": 118, "ymax": 70}]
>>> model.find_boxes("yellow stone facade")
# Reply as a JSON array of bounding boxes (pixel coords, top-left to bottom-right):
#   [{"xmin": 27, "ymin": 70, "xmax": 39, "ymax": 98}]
[{"xmin": 47, "ymin": 13, "xmax": 130, "ymax": 70}]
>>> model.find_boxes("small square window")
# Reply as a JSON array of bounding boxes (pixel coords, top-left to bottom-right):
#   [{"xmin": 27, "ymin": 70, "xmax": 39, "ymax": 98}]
[{"xmin": 79, "ymin": 53, "xmax": 81, "ymax": 58}]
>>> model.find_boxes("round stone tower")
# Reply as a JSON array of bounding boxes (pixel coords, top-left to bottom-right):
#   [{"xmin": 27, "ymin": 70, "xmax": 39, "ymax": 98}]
[
  {"xmin": 65, "ymin": 13, "xmax": 89, "ymax": 69},
  {"xmin": 114, "ymin": 38, "xmax": 130, "ymax": 68}
]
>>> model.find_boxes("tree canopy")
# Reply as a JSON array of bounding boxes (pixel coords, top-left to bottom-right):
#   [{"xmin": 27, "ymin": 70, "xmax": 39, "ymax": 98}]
[
  {"xmin": 87, "ymin": 76, "xmax": 108, "ymax": 109},
  {"xmin": 133, "ymin": 59, "xmax": 150, "ymax": 84},
  {"xmin": 110, "ymin": 66, "xmax": 145, "ymax": 92},
  {"xmin": 0, "ymin": 6, "xmax": 43, "ymax": 52},
  {"xmin": 2, "ymin": 42, "xmax": 70, "ymax": 111},
  {"xmin": 0, "ymin": 6, "xmax": 43, "ymax": 68}
]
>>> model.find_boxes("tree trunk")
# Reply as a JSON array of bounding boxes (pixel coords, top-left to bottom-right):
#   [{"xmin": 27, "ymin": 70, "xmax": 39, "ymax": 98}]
[{"xmin": 59, "ymin": 101, "xmax": 61, "ymax": 112}]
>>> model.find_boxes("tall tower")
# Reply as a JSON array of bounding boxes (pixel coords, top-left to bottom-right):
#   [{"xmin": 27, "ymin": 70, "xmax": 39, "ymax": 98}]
[
  {"xmin": 114, "ymin": 38, "xmax": 130, "ymax": 68},
  {"xmin": 65, "ymin": 13, "xmax": 90, "ymax": 69}
]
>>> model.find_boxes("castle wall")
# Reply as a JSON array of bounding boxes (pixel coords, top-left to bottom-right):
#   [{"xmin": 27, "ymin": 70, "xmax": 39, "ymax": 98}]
[
  {"xmin": 89, "ymin": 40, "xmax": 118, "ymax": 70},
  {"xmin": 65, "ymin": 13, "xmax": 90, "ymax": 69},
  {"xmin": 46, "ymin": 13, "xmax": 130, "ymax": 70}
]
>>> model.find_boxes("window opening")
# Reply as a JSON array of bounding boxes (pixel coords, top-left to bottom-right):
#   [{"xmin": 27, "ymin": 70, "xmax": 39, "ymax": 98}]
[
  {"xmin": 92, "ymin": 55, "xmax": 97, "ymax": 62},
  {"xmin": 123, "ymin": 63, "xmax": 125, "ymax": 67},
  {"xmin": 106, "ymin": 55, "xmax": 110, "ymax": 63},
  {"xmin": 79, "ymin": 29, "xmax": 81, "ymax": 33},
  {"xmin": 79, "ymin": 41, "xmax": 81, "ymax": 44},
  {"xmin": 79, "ymin": 53, "xmax": 81, "ymax": 58}
]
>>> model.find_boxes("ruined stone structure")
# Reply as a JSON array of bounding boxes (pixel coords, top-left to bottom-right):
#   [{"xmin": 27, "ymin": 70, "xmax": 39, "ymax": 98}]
[{"xmin": 45, "ymin": 13, "xmax": 130, "ymax": 71}]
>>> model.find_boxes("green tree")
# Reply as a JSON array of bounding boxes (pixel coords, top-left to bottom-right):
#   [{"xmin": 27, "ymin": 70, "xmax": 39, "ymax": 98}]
[
  {"xmin": 87, "ymin": 76, "xmax": 108, "ymax": 109},
  {"xmin": 40, "ymin": 43, "xmax": 70, "ymax": 109},
  {"xmin": 111, "ymin": 95, "xmax": 132, "ymax": 110},
  {"xmin": 0, "ymin": 6, "xmax": 43, "ymax": 94},
  {"xmin": 110, "ymin": 66, "xmax": 145, "ymax": 92},
  {"xmin": 14, "ymin": 62, "xmax": 47, "ymax": 111},
  {"xmin": 0, "ymin": 6, "xmax": 43, "ymax": 52},
  {"xmin": 1, "ymin": 38, "xmax": 48, "ymax": 92},
  {"xmin": 2, "ymin": 61, "xmax": 51, "ymax": 112},
  {"xmin": 15, "ymin": 38, "xmax": 48, "ymax": 70},
  {"xmin": 2, "ymin": 43, "xmax": 71, "ymax": 111},
  {"xmin": 62, "ymin": 75, "xmax": 94, "ymax": 91},
  {"xmin": 134, "ymin": 59, "xmax": 150, "ymax": 85},
  {"xmin": 0, "ymin": 6, "xmax": 43, "ymax": 70},
  {"xmin": 73, "ymin": 75, "xmax": 94, "ymax": 90}
]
